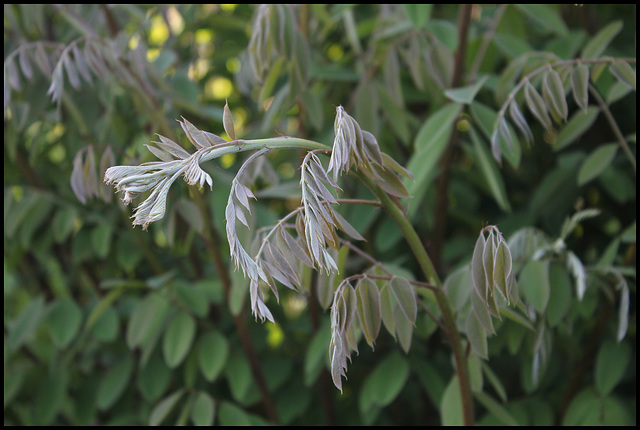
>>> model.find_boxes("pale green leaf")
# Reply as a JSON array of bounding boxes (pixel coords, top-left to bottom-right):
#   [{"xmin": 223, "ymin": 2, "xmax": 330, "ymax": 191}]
[
  {"xmin": 149, "ymin": 389, "xmax": 185, "ymax": 426},
  {"xmin": 47, "ymin": 297, "xmax": 83, "ymax": 348},
  {"xmin": 609, "ymin": 60, "xmax": 636, "ymax": 90},
  {"xmin": 571, "ymin": 63, "xmax": 590, "ymax": 110},
  {"xmin": 515, "ymin": 4, "xmax": 569, "ymax": 36},
  {"xmin": 470, "ymin": 128, "xmax": 512, "ymax": 212},
  {"xmin": 581, "ymin": 20, "xmax": 623, "ymax": 59},
  {"xmin": 441, "ymin": 375, "xmax": 463, "ymax": 426},
  {"xmin": 356, "ymin": 277, "xmax": 381, "ymax": 348},
  {"xmin": 97, "ymin": 355, "xmax": 134, "ymax": 410},
  {"xmin": 405, "ymin": 103, "xmax": 462, "ymax": 217},
  {"xmin": 191, "ymin": 392, "xmax": 215, "ymax": 426},
  {"xmin": 163, "ymin": 311, "xmax": 197, "ymax": 368},
  {"xmin": 197, "ymin": 330, "xmax": 229, "ymax": 382},
  {"xmin": 444, "ymin": 76, "xmax": 488, "ymax": 104},
  {"xmin": 223, "ymin": 101, "xmax": 236, "ymax": 141},
  {"xmin": 595, "ymin": 339, "xmax": 631, "ymax": 396},
  {"xmin": 466, "ymin": 310, "xmax": 488, "ymax": 359},
  {"xmin": 518, "ymin": 260, "xmax": 550, "ymax": 313},
  {"xmin": 553, "ymin": 106, "xmax": 600, "ymax": 151},
  {"xmin": 577, "ymin": 143, "xmax": 618, "ymax": 185},
  {"xmin": 389, "ymin": 277, "xmax": 417, "ymax": 324}
]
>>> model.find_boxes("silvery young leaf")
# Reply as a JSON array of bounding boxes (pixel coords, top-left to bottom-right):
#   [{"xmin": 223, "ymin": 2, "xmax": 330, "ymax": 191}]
[
  {"xmin": 202, "ymin": 130, "xmax": 228, "ymax": 146},
  {"xmin": 490, "ymin": 127, "xmax": 502, "ymax": 162},
  {"xmin": 542, "ymin": 69, "xmax": 568, "ymax": 123},
  {"xmin": 381, "ymin": 152, "xmax": 413, "ymax": 180},
  {"xmin": 362, "ymin": 131, "xmax": 384, "ymax": 166},
  {"xmin": 70, "ymin": 150, "xmax": 87, "ymax": 204},
  {"xmin": 498, "ymin": 117, "xmax": 515, "ymax": 152},
  {"xmin": 180, "ymin": 118, "xmax": 212, "ymax": 149},
  {"xmin": 7, "ymin": 59, "xmax": 21, "ymax": 91},
  {"xmin": 471, "ymin": 231, "xmax": 488, "ymax": 301},
  {"xmin": 145, "ymin": 144, "xmax": 174, "ymax": 162},
  {"xmin": 609, "ymin": 60, "xmax": 636, "ymax": 90},
  {"xmin": 471, "ymin": 288, "xmax": 495, "ymax": 336},
  {"xmin": 492, "ymin": 238, "xmax": 513, "ymax": 304},
  {"xmin": 380, "ymin": 283, "xmax": 396, "ymax": 339},
  {"xmin": 566, "ymin": 251, "xmax": 586, "ymax": 301},
  {"xmin": 223, "ymin": 101, "xmax": 236, "ymax": 141},
  {"xmin": 393, "ymin": 304, "xmax": 413, "ymax": 353},
  {"xmin": 508, "ymin": 100, "xmax": 534, "ymax": 145},
  {"xmin": 356, "ymin": 277, "xmax": 381, "ymax": 348},
  {"xmin": 331, "ymin": 210, "xmax": 364, "ymax": 241},
  {"xmin": 389, "ymin": 277, "xmax": 417, "ymax": 325},
  {"xmin": 62, "ymin": 51, "xmax": 81, "ymax": 90},
  {"xmin": 369, "ymin": 165, "xmax": 411, "ymax": 198},
  {"xmin": 280, "ymin": 227, "xmax": 314, "ymax": 268},
  {"xmin": 525, "ymin": 80, "xmax": 552, "ymax": 130},
  {"xmin": 72, "ymin": 43, "xmax": 93, "ymax": 85},
  {"xmin": 466, "ymin": 310, "xmax": 488, "ymax": 359},
  {"xmin": 34, "ymin": 42, "xmax": 51, "ymax": 76},
  {"xmin": 482, "ymin": 229, "xmax": 496, "ymax": 300},
  {"xmin": 234, "ymin": 182, "xmax": 255, "ymax": 212},
  {"xmin": 617, "ymin": 277, "xmax": 629, "ymax": 342},
  {"xmin": 154, "ymin": 135, "xmax": 191, "ymax": 160},
  {"xmin": 18, "ymin": 49, "xmax": 33, "ymax": 80},
  {"xmin": 571, "ymin": 63, "xmax": 590, "ymax": 110}
]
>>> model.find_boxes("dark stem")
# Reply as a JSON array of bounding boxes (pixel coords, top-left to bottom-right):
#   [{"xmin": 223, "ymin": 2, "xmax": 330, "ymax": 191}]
[{"xmin": 432, "ymin": 4, "xmax": 473, "ymax": 273}]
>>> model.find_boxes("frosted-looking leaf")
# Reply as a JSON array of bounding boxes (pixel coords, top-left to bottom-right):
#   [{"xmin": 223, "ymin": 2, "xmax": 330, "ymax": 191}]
[
  {"xmin": 616, "ymin": 277, "xmax": 629, "ymax": 342},
  {"xmin": 571, "ymin": 63, "xmax": 590, "ymax": 111},
  {"xmin": 223, "ymin": 101, "xmax": 236, "ymax": 141},
  {"xmin": 492, "ymin": 237, "xmax": 513, "ymax": 304},
  {"xmin": 508, "ymin": 100, "xmax": 533, "ymax": 145},
  {"xmin": 356, "ymin": 277, "xmax": 381, "ymax": 348},
  {"xmin": 567, "ymin": 251, "xmax": 586, "ymax": 300},
  {"xmin": 542, "ymin": 68, "xmax": 568, "ymax": 122},
  {"xmin": 525, "ymin": 80, "xmax": 552, "ymax": 130},
  {"xmin": 389, "ymin": 277, "xmax": 417, "ymax": 324},
  {"xmin": 471, "ymin": 231, "xmax": 487, "ymax": 301},
  {"xmin": 609, "ymin": 60, "xmax": 636, "ymax": 90}
]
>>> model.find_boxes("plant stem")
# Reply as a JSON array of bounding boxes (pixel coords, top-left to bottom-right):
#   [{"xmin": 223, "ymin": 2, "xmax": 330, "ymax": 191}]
[
  {"xmin": 358, "ymin": 173, "xmax": 475, "ymax": 426},
  {"xmin": 588, "ymin": 82, "xmax": 636, "ymax": 173}
]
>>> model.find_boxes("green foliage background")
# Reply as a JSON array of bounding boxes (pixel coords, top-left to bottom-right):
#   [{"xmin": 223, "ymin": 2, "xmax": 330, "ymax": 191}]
[{"xmin": 4, "ymin": 4, "xmax": 636, "ymax": 425}]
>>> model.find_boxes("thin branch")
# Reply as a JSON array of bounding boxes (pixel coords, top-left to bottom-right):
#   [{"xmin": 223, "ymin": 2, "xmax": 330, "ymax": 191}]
[
  {"xmin": 588, "ymin": 82, "xmax": 636, "ymax": 172},
  {"xmin": 468, "ymin": 4, "xmax": 508, "ymax": 83}
]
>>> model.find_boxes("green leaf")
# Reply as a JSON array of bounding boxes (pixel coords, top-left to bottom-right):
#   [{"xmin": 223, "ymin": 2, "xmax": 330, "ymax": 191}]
[
  {"xmin": 444, "ymin": 76, "xmax": 488, "ymax": 104},
  {"xmin": 542, "ymin": 68, "xmax": 568, "ymax": 122},
  {"xmin": 138, "ymin": 352, "xmax": 172, "ymax": 402},
  {"xmin": 126, "ymin": 293, "xmax": 170, "ymax": 349},
  {"xmin": 404, "ymin": 4, "xmax": 432, "ymax": 29},
  {"xmin": 525, "ymin": 80, "xmax": 552, "ymax": 130},
  {"xmin": 97, "ymin": 355, "xmax": 134, "ymax": 410},
  {"xmin": 149, "ymin": 389, "xmax": 185, "ymax": 426},
  {"xmin": 595, "ymin": 339, "xmax": 631, "ymax": 396},
  {"xmin": 553, "ymin": 106, "xmax": 600, "ymax": 151},
  {"xmin": 518, "ymin": 260, "xmax": 550, "ymax": 314},
  {"xmin": 470, "ymin": 102, "xmax": 521, "ymax": 168},
  {"xmin": 581, "ymin": 20, "xmax": 623, "ymax": 59},
  {"xmin": 163, "ymin": 311, "xmax": 197, "ymax": 368},
  {"xmin": 218, "ymin": 401, "xmax": 252, "ymax": 426},
  {"xmin": 8, "ymin": 295, "xmax": 45, "ymax": 350},
  {"xmin": 515, "ymin": 4, "xmax": 569, "ymax": 36},
  {"xmin": 441, "ymin": 375, "xmax": 463, "ymax": 426},
  {"xmin": 34, "ymin": 369, "xmax": 68, "ymax": 425},
  {"xmin": 609, "ymin": 59, "xmax": 636, "ymax": 90},
  {"xmin": 405, "ymin": 103, "xmax": 462, "ymax": 217},
  {"xmin": 196, "ymin": 330, "xmax": 229, "ymax": 382},
  {"xmin": 191, "ymin": 392, "xmax": 215, "ymax": 426},
  {"xmin": 356, "ymin": 277, "xmax": 382, "ymax": 348},
  {"xmin": 470, "ymin": 128, "xmax": 512, "ymax": 212},
  {"xmin": 577, "ymin": 143, "xmax": 618, "ymax": 186},
  {"xmin": 389, "ymin": 277, "xmax": 417, "ymax": 324},
  {"xmin": 174, "ymin": 283, "xmax": 210, "ymax": 318},
  {"xmin": 571, "ymin": 63, "xmax": 590, "ymax": 110},
  {"xmin": 47, "ymin": 297, "xmax": 83, "ymax": 348},
  {"xmin": 474, "ymin": 390, "xmax": 519, "ymax": 426},
  {"xmin": 546, "ymin": 264, "xmax": 572, "ymax": 327},
  {"xmin": 466, "ymin": 310, "xmax": 488, "ymax": 359},
  {"xmin": 223, "ymin": 101, "xmax": 236, "ymax": 140},
  {"xmin": 360, "ymin": 352, "xmax": 409, "ymax": 414}
]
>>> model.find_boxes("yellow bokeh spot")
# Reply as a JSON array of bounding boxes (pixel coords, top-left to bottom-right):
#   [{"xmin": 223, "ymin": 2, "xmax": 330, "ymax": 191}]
[
  {"xmin": 206, "ymin": 76, "xmax": 234, "ymax": 100},
  {"xmin": 147, "ymin": 48, "xmax": 160, "ymax": 62},
  {"xmin": 129, "ymin": 34, "xmax": 140, "ymax": 50},
  {"xmin": 195, "ymin": 28, "xmax": 214, "ymax": 45},
  {"xmin": 220, "ymin": 4, "xmax": 237, "ymax": 12},
  {"xmin": 226, "ymin": 57, "xmax": 241, "ymax": 74},
  {"xmin": 220, "ymin": 153, "xmax": 236, "ymax": 168},
  {"xmin": 149, "ymin": 15, "xmax": 169, "ymax": 46},
  {"xmin": 266, "ymin": 322, "xmax": 285, "ymax": 349},
  {"xmin": 327, "ymin": 44, "xmax": 344, "ymax": 62}
]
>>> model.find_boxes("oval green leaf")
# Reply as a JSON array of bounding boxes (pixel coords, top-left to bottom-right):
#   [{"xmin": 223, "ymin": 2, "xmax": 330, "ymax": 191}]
[
  {"xmin": 163, "ymin": 311, "xmax": 197, "ymax": 368},
  {"xmin": 577, "ymin": 143, "xmax": 618, "ymax": 185}
]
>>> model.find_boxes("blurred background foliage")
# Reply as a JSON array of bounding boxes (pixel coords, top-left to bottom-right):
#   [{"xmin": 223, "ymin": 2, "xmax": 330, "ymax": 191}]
[{"xmin": 4, "ymin": 4, "xmax": 636, "ymax": 425}]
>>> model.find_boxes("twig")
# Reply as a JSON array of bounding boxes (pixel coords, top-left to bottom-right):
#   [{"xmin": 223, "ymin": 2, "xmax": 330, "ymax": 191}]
[{"xmin": 588, "ymin": 82, "xmax": 636, "ymax": 172}]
